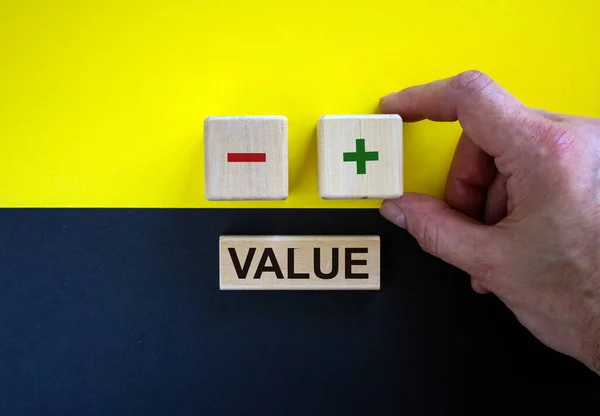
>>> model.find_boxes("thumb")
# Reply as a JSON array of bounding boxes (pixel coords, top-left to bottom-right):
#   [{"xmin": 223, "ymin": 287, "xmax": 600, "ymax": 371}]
[{"xmin": 380, "ymin": 192, "xmax": 491, "ymax": 275}]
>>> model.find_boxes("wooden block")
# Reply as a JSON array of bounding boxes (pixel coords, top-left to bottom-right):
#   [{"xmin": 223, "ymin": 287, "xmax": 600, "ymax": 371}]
[
  {"xmin": 220, "ymin": 236, "xmax": 380, "ymax": 290},
  {"xmin": 204, "ymin": 116, "xmax": 288, "ymax": 200},
  {"xmin": 317, "ymin": 114, "xmax": 403, "ymax": 199}
]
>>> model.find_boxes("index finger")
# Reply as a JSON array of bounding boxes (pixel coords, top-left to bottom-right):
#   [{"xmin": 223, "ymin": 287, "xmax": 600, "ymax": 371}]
[{"xmin": 379, "ymin": 70, "xmax": 532, "ymax": 158}]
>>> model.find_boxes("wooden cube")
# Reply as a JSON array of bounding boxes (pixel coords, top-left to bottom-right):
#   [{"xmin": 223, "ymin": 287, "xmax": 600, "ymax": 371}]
[
  {"xmin": 317, "ymin": 115, "xmax": 403, "ymax": 199},
  {"xmin": 220, "ymin": 235, "xmax": 380, "ymax": 290},
  {"xmin": 204, "ymin": 116, "xmax": 288, "ymax": 200}
]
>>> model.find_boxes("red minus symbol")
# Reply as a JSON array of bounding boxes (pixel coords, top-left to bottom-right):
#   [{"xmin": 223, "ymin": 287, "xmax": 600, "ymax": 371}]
[{"xmin": 227, "ymin": 153, "xmax": 266, "ymax": 162}]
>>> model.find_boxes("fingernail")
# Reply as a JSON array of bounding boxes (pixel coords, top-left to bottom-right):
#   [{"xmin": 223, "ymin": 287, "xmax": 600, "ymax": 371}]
[{"xmin": 380, "ymin": 202, "xmax": 406, "ymax": 229}]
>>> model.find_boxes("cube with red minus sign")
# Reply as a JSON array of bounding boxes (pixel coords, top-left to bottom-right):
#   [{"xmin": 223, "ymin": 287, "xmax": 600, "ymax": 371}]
[{"xmin": 204, "ymin": 116, "xmax": 288, "ymax": 200}]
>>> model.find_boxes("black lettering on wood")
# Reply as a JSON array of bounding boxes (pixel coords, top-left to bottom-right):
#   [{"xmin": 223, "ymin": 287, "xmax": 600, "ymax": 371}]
[
  {"xmin": 253, "ymin": 248, "xmax": 284, "ymax": 279},
  {"xmin": 228, "ymin": 247, "xmax": 256, "ymax": 279},
  {"xmin": 345, "ymin": 248, "xmax": 368, "ymax": 279},
  {"xmin": 314, "ymin": 247, "xmax": 339, "ymax": 279},
  {"xmin": 288, "ymin": 248, "xmax": 309, "ymax": 279}
]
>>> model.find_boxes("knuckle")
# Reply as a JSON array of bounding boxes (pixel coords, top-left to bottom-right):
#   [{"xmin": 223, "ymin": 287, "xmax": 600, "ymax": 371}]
[
  {"xmin": 473, "ymin": 261, "xmax": 498, "ymax": 286},
  {"xmin": 529, "ymin": 117, "xmax": 579, "ymax": 156},
  {"xmin": 451, "ymin": 70, "xmax": 494, "ymax": 94},
  {"xmin": 416, "ymin": 210, "xmax": 443, "ymax": 257},
  {"xmin": 544, "ymin": 125, "xmax": 579, "ymax": 154},
  {"xmin": 466, "ymin": 230, "xmax": 505, "ymax": 283}
]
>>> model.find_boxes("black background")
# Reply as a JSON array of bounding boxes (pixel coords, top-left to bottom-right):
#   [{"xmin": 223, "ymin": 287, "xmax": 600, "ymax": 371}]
[{"xmin": 1, "ymin": 208, "xmax": 598, "ymax": 415}]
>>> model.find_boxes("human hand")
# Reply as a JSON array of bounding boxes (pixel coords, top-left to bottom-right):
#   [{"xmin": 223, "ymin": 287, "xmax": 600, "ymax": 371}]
[{"xmin": 379, "ymin": 70, "xmax": 600, "ymax": 375}]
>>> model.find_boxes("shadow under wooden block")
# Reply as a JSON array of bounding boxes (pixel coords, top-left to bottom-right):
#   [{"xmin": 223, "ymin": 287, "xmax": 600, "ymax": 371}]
[
  {"xmin": 220, "ymin": 235, "xmax": 380, "ymax": 290},
  {"xmin": 204, "ymin": 116, "xmax": 288, "ymax": 201},
  {"xmin": 318, "ymin": 114, "xmax": 403, "ymax": 200}
]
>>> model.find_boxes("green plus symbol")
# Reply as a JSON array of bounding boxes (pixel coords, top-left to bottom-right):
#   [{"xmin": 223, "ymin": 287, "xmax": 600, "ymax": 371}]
[{"xmin": 343, "ymin": 138, "xmax": 379, "ymax": 175}]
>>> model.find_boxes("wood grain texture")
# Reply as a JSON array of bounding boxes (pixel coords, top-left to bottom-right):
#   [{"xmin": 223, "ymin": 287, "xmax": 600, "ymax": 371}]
[
  {"xmin": 317, "ymin": 115, "xmax": 403, "ymax": 199},
  {"xmin": 220, "ymin": 236, "xmax": 380, "ymax": 290},
  {"xmin": 204, "ymin": 116, "xmax": 288, "ymax": 200}
]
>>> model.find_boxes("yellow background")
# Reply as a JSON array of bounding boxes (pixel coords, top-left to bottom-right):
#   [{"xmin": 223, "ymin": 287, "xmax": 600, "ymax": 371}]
[{"xmin": 1, "ymin": 0, "xmax": 599, "ymax": 208}]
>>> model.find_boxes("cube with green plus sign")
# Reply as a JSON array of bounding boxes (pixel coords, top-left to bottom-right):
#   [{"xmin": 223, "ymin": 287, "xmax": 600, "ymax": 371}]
[{"xmin": 317, "ymin": 115, "xmax": 403, "ymax": 199}]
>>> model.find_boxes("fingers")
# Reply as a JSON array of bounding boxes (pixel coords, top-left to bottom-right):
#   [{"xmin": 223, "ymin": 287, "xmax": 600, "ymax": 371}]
[
  {"xmin": 380, "ymin": 193, "xmax": 494, "ymax": 276},
  {"xmin": 379, "ymin": 70, "xmax": 531, "ymax": 158},
  {"xmin": 484, "ymin": 173, "xmax": 509, "ymax": 224},
  {"xmin": 444, "ymin": 133, "xmax": 497, "ymax": 221}
]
